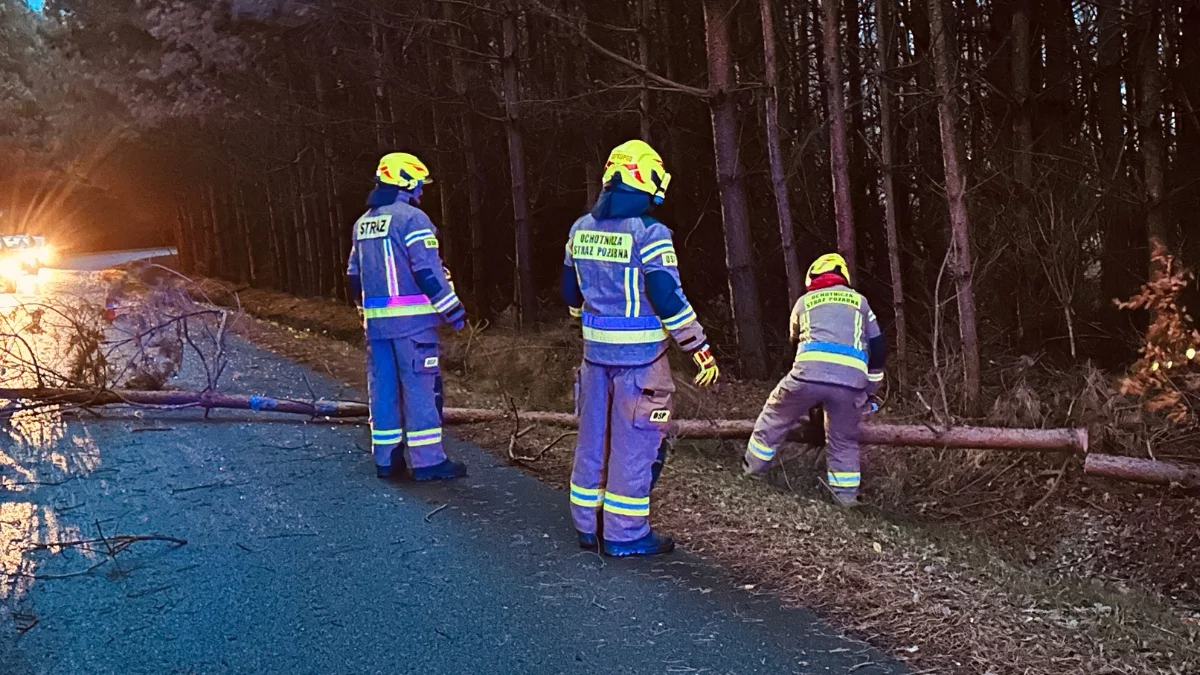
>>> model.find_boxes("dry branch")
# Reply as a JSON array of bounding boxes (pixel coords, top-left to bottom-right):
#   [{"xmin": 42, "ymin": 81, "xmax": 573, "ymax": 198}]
[{"xmin": 0, "ymin": 387, "xmax": 1088, "ymax": 453}]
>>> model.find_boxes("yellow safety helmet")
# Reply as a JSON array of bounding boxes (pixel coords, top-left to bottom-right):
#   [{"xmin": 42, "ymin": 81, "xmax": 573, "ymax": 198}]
[
  {"xmin": 602, "ymin": 140, "xmax": 672, "ymax": 204},
  {"xmin": 806, "ymin": 253, "xmax": 851, "ymax": 287},
  {"xmin": 376, "ymin": 152, "xmax": 432, "ymax": 190}
]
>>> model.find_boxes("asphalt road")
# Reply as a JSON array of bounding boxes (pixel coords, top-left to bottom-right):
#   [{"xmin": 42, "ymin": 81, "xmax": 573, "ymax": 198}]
[{"xmin": 1, "ymin": 271, "xmax": 904, "ymax": 674}]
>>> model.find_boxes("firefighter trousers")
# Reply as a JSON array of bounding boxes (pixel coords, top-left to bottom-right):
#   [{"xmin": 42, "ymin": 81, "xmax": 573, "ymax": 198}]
[
  {"xmin": 745, "ymin": 375, "xmax": 866, "ymax": 498},
  {"xmin": 570, "ymin": 357, "xmax": 675, "ymax": 543},
  {"xmin": 366, "ymin": 336, "xmax": 446, "ymax": 470}
]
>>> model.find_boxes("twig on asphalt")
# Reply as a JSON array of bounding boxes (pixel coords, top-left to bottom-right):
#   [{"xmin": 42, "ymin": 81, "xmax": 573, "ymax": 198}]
[
  {"xmin": 425, "ymin": 503, "xmax": 449, "ymax": 522},
  {"xmin": 262, "ymin": 438, "xmax": 314, "ymax": 451},
  {"xmin": 512, "ymin": 431, "xmax": 577, "ymax": 464},
  {"xmin": 170, "ymin": 481, "xmax": 243, "ymax": 494},
  {"xmin": 12, "ymin": 528, "xmax": 187, "ymax": 580},
  {"xmin": 29, "ymin": 533, "xmax": 189, "ymax": 552},
  {"xmin": 13, "ymin": 612, "xmax": 38, "ymax": 635},
  {"xmin": 1, "ymin": 476, "xmax": 78, "ymax": 488},
  {"xmin": 261, "ymin": 532, "xmax": 318, "ymax": 540}
]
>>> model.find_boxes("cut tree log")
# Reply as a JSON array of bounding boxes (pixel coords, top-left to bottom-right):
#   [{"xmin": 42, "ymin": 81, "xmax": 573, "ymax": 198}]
[
  {"xmin": 1084, "ymin": 453, "xmax": 1200, "ymax": 488},
  {"xmin": 0, "ymin": 388, "xmax": 1088, "ymax": 453}
]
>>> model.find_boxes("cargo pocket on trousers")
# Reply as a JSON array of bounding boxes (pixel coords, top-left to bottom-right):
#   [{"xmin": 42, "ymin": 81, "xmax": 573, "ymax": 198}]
[
  {"xmin": 632, "ymin": 369, "xmax": 676, "ymax": 431},
  {"xmin": 412, "ymin": 342, "xmax": 440, "ymax": 374}
]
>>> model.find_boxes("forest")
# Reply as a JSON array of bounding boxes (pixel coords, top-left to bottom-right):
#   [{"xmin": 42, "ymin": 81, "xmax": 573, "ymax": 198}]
[{"xmin": 2, "ymin": 0, "xmax": 1198, "ymax": 418}]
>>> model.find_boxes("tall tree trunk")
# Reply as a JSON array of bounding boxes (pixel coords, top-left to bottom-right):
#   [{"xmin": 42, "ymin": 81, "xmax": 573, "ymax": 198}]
[
  {"xmin": 875, "ymin": 0, "xmax": 908, "ymax": 379},
  {"xmin": 264, "ymin": 180, "xmax": 285, "ymax": 289},
  {"xmin": 443, "ymin": 1, "xmax": 489, "ymax": 320},
  {"xmin": 1095, "ymin": 0, "xmax": 1136, "ymax": 329},
  {"xmin": 760, "ymin": 0, "xmax": 803, "ymax": 306},
  {"xmin": 638, "ymin": 0, "xmax": 653, "ymax": 141},
  {"xmin": 313, "ymin": 66, "xmax": 346, "ymax": 300},
  {"xmin": 704, "ymin": 0, "xmax": 768, "ymax": 379},
  {"xmin": 501, "ymin": 2, "xmax": 538, "ymax": 326},
  {"xmin": 1011, "ymin": 0, "xmax": 1035, "ymax": 342},
  {"xmin": 820, "ymin": 0, "xmax": 856, "ymax": 277},
  {"xmin": 1011, "ymin": 1, "xmax": 1034, "ymax": 203},
  {"xmin": 237, "ymin": 187, "xmax": 257, "ymax": 284},
  {"xmin": 928, "ymin": 0, "xmax": 982, "ymax": 415},
  {"xmin": 367, "ymin": 14, "xmax": 386, "ymax": 148},
  {"xmin": 1138, "ymin": 4, "xmax": 1170, "ymax": 302},
  {"xmin": 700, "ymin": 0, "xmax": 768, "ymax": 374},
  {"xmin": 206, "ymin": 183, "xmax": 224, "ymax": 277},
  {"xmin": 433, "ymin": 113, "xmax": 456, "ymax": 276}
]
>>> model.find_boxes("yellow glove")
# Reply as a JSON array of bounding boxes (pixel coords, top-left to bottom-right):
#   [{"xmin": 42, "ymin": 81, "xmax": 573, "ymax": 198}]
[
  {"xmin": 691, "ymin": 343, "xmax": 719, "ymax": 387},
  {"xmin": 568, "ymin": 306, "xmax": 582, "ymax": 319}
]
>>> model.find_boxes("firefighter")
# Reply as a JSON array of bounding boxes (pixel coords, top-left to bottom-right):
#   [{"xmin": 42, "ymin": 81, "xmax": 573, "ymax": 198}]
[
  {"xmin": 743, "ymin": 253, "xmax": 886, "ymax": 507},
  {"xmin": 562, "ymin": 140, "xmax": 720, "ymax": 557},
  {"xmin": 347, "ymin": 152, "xmax": 467, "ymax": 482}
]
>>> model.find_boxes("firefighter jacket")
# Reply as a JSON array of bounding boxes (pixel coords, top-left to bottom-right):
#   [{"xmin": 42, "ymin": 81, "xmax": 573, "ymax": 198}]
[
  {"xmin": 562, "ymin": 185, "xmax": 707, "ymax": 367},
  {"xmin": 789, "ymin": 283, "xmax": 884, "ymax": 391},
  {"xmin": 347, "ymin": 193, "xmax": 461, "ymax": 341}
]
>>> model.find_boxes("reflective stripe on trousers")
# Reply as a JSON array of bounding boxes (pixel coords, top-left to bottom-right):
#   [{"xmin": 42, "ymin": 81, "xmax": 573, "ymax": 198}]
[
  {"xmin": 366, "ymin": 337, "xmax": 447, "ymax": 469},
  {"xmin": 745, "ymin": 376, "xmax": 864, "ymax": 497},
  {"xmin": 570, "ymin": 357, "xmax": 673, "ymax": 542}
]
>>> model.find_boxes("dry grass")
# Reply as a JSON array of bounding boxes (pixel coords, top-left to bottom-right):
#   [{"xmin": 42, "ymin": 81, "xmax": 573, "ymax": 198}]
[{"xmin": 222, "ymin": 284, "xmax": 1200, "ymax": 675}]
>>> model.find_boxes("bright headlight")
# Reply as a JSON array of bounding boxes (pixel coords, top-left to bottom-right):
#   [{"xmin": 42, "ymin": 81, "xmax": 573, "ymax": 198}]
[{"xmin": 0, "ymin": 258, "xmax": 22, "ymax": 280}]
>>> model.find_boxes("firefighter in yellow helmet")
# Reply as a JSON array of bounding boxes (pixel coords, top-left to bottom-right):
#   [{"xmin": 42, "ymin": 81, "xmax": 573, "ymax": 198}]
[
  {"xmin": 346, "ymin": 152, "xmax": 467, "ymax": 481},
  {"xmin": 561, "ymin": 140, "xmax": 719, "ymax": 556},
  {"xmin": 743, "ymin": 253, "xmax": 887, "ymax": 507}
]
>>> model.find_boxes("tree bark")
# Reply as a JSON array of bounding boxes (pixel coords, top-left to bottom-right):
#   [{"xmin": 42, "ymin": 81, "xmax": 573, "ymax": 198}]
[
  {"xmin": 443, "ymin": 1, "xmax": 489, "ymax": 320},
  {"xmin": 819, "ymin": 0, "xmax": 856, "ymax": 277},
  {"xmin": 638, "ymin": 0, "xmax": 653, "ymax": 141},
  {"xmin": 1095, "ymin": 0, "xmax": 1136, "ymax": 330},
  {"xmin": 928, "ymin": 0, "xmax": 982, "ymax": 415},
  {"xmin": 875, "ymin": 0, "xmax": 908, "ymax": 379},
  {"xmin": 369, "ymin": 11, "xmax": 390, "ymax": 149},
  {"xmin": 760, "ymin": 0, "xmax": 803, "ymax": 306},
  {"xmin": 501, "ymin": 1, "xmax": 538, "ymax": 326},
  {"xmin": 205, "ymin": 183, "xmax": 224, "ymax": 277},
  {"xmin": 313, "ymin": 66, "xmax": 346, "ymax": 300},
  {"xmin": 703, "ymin": 0, "xmax": 768, "ymax": 378},
  {"xmin": 1084, "ymin": 453, "xmax": 1200, "ymax": 488},
  {"xmin": 237, "ymin": 187, "xmax": 257, "ymax": 284},
  {"xmin": 1137, "ymin": 3, "xmax": 1170, "ymax": 310},
  {"xmin": 1011, "ymin": 1, "xmax": 1034, "ymax": 205}
]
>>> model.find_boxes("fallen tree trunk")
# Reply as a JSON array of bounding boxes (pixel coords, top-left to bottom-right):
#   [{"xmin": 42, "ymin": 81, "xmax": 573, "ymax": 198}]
[
  {"xmin": 0, "ymin": 388, "xmax": 1088, "ymax": 453},
  {"xmin": 1084, "ymin": 453, "xmax": 1200, "ymax": 488}
]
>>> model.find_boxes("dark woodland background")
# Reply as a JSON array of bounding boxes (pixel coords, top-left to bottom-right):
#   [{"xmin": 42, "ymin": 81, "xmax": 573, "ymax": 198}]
[{"xmin": 2, "ymin": 0, "xmax": 1197, "ymax": 410}]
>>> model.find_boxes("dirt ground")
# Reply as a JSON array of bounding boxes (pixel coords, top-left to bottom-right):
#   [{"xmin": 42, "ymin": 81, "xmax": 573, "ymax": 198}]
[{"xmin": 217, "ymin": 285, "xmax": 1198, "ymax": 674}]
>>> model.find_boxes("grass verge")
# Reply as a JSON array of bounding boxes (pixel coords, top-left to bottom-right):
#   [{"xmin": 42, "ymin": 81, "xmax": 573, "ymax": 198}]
[{"xmin": 223, "ymin": 285, "xmax": 1199, "ymax": 674}]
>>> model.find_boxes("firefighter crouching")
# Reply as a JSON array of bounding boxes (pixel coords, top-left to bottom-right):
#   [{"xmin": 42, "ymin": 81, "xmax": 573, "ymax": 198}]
[
  {"xmin": 346, "ymin": 152, "xmax": 467, "ymax": 482},
  {"xmin": 562, "ymin": 140, "xmax": 720, "ymax": 557},
  {"xmin": 743, "ymin": 253, "xmax": 887, "ymax": 507}
]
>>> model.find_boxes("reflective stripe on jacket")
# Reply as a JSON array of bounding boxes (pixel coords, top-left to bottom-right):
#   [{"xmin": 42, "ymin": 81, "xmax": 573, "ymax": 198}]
[
  {"xmin": 347, "ymin": 197, "xmax": 451, "ymax": 340},
  {"xmin": 565, "ymin": 214, "xmax": 705, "ymax": 366},
  {"xmin": 789, "ymin": 285, "xmax": 881, "ymax": 390}
]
